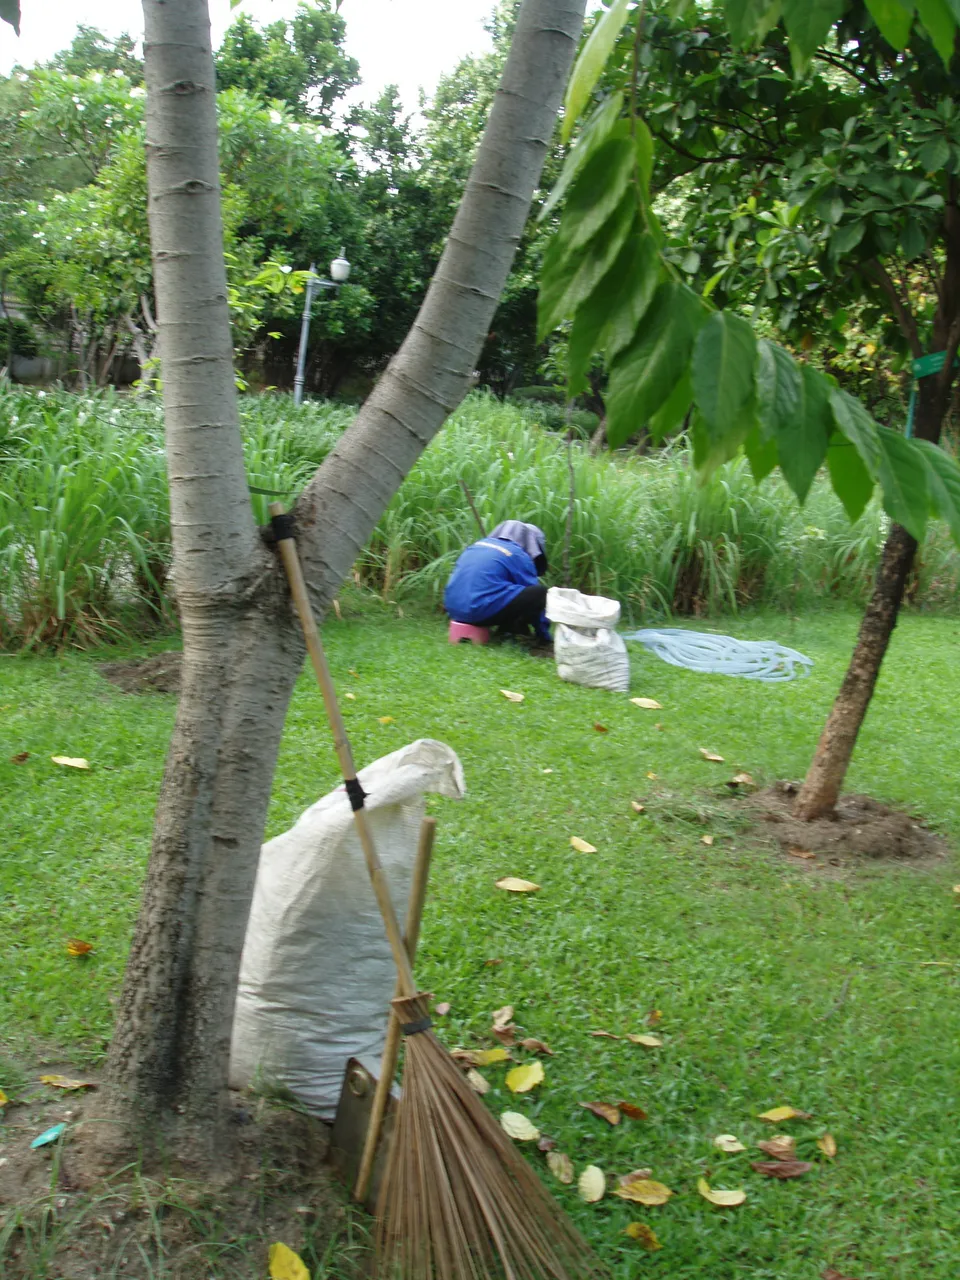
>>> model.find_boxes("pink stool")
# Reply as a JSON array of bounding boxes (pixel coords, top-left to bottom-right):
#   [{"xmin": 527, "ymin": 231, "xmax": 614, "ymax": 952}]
[{"xmin": 448, "ymin": 620, "xmax": 490, "ymax": 646}]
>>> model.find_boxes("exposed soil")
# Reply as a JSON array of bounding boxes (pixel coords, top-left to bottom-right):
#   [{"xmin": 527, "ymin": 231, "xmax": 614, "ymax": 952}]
[
  {"xmin": 98, "ymin": 651, "xmax": 182, "ymax": 695},
  {"xmin": 744, "ymin": 781, "xmax": 948, "ymax": 865}
]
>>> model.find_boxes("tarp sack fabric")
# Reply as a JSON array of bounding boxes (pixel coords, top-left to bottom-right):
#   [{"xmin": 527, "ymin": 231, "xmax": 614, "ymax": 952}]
[
  {"xmin": 546, "ymin": 588, "xmax": 629, "ymax": 693},
  {"xmin": 229, "ymin": 738, "xmax": 465, "ymax": 1119}
]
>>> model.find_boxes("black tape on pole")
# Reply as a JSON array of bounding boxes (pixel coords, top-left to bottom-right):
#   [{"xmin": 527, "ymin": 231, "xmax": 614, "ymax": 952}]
[{"xmin": 344, "ymin": 777, "xmax": 367, "ymax": 811}]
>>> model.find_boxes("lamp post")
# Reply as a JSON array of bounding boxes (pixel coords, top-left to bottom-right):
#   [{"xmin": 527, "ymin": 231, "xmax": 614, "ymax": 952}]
[{"xmin": 293, "ymin": 249, "xmax": 351, "ymax": 407}]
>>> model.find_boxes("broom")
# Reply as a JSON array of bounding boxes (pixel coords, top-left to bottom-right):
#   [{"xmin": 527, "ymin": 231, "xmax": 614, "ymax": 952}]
[{"xmin": 269, "ymin": 505, "xmax": 604, "ymax": 1280}]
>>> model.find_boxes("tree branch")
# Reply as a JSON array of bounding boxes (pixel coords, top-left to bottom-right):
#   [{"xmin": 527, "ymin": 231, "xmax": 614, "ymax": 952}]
[{"xmin": 861, "ymin": 258, "xmax": 924, "ymax": 358}]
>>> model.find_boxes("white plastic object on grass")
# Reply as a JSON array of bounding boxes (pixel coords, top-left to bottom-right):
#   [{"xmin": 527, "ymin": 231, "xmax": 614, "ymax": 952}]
[
  {"xmin": 554, "ymin": 623, "xmax": 630, "ymax": 693},
  {"xmin": 546, "ymin": 586, "xmax": 620, "ymax": 629},
  {"xmin": 623, "ymin": 628, "xmax": 812, "ymax": 683},
  {"xmin": 230, "ymin": 738, "xmax": 465, "ymax": 1118}
]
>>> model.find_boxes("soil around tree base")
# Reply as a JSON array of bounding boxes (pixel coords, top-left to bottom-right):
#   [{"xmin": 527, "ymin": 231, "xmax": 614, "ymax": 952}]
[
  {"xmin": 745, "ymin": 781, "xmax": 948, "ymax": 864},
  {"xmin": 98, "ymin": 651, "xmax": 182, "ymax": 695}
]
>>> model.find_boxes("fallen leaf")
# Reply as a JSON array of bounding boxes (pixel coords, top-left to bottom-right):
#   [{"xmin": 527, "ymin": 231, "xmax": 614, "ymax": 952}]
[
  {"xmin": 618, "ymin": 1101, "xmax": 649, "ymax": 1121},
  {"xmin": 570, "ymin": 836, "xmax": 597, "ymax": 854},
  {"xmin": 614, "ymin": 1179, "xmax": 672, "ymax": 1206},
  {"xmin": 495, "ymin": 877, "xmax": 540, "ymax": 893},
  {"xmin": 701, "ymin": 835, "xmax": 715, "ymax": 846},
  {"xmin": 624, "ymin": 1222, "xmax": 662, "ymax": 1250},
  {"xmin": 578, "ymin": 1165, "xmax": 606, "ymax": 1203},
  {"xmin": 348, "ymin": 668, "xmax": 358, "ymax": 677},
  {"xmin": 580, "ymin": 1100, "xmax": 621, "ymax": 1126},
  {"xmin": 492, "ymin": 1005, "xmax": 514, "ymax": 1029},
  {"xmin": 10, "ymin": 751, "xmax": 29, "ymax": 764},
  {"xmin": 788, "ymin": 847, "xmax": 816, "ymax": 860},
  {"xmin": 506, "ymin": 1061, "xmax": 544, "ymax": 1093},
  {"xmin": 484, "ymin": 957, "xmax": 503, "ymax": 967},
  {"xmin": 30, "ymin": 1123, "xmax": 66, "ymax": 1149},
  {"xmin": 378, "ymin": 716, "xmax": 394, "ymax": 725},
  {"xmin": 345, "ymin": 691, "xmax": 356, "ymax": 700},
  {"xmin": 821, "ymin": 1270, "xmax": 859, "ymax": 1280},
  {"xmin": 817, "ymin": 1132, "xmax": 838, "ymax": 1159},
  {"xmin": 618, "ymin": 1168, "xmax": 653, "ymax": 1186},
  {"xmin": 0, "ymin": 1088, "xmax": 8, "ymax": 1108},
  {"xmin": 953, "ymin": 884, "xmax": 960, "ymax": 895},
  {"xmin": 751, "ymin": 1159, "xmax": 814, "ymax": 1179},
  {"xmin": 646, "ymin": 1009, "xmax": 663, "ymax": 1026},
  {"xmin": 537, "ymin": 1134, "xmax": 557, "ymax": 1152},
  {"xmin": 66, "ymin": 939, "xmax": 93, "ymax": 956},
  {"xmin": 520, "ymin": 1037, "xmax": 554, "ymax": 1055},
  {"xmin": 546, "ymin": 1151, "xmax": 575, "ymax": 1184},
  {"xmin": 434, "ymin": 1001, "xmax": 451, "ymax": 1016},
  {"xmin": 473, "ymin": 1047, "xmax": 511, "ymax": 1066},
  {"xmin": 630, "ymin": 801, "xmax": 645, "ymax": 813},
  {"xmin": 727, "ymin": 772, "xmax": 755, "ymax": 787},
  {"xmin": 646, "ymin": 771, "xmax": 658, "ymax": 780},
  {"xmin": 699, "ymin": 748, "xmax": 725, "ymax": 763},
  {"xmin": 630, "ymin": 697, "xmax": 663, "ymax": 710},
  {"xmin": 590, "ymin": 1030, "xmax": 620, "ymax": 1040},
  {"xmin": 697, "ymin": 1177, "xmax": 746, "ymax": 1207},
  {"xmin": 39, "ymin": 1075, "xmax": 95, "ymax": 1091},
  {"xmin": 466, "ymin": 1069, "xmax": 490, "ymax": 1095},
  {"xmin": 492, "ymin": 1023, "xmax": 516, "ymax": 1046},
  {"xmin": 756, "ymin": 1134, "xmax": 796, "ymax": 1161},
  {"xmin": 268, "ymin": 1242, "xmax": 310, "ymax": 1280},
  {"xmin": 500, "ymin": 1111, "xmax": 540, "ymax": 1141},
  {"xmin": 713, "ymin": 1134, "xmax": 746, "ymax": 1153},
  {"xmin": 51, "ymin": 756, "xmax": 90, "ymax": 770},
  {"xmin": 758, "ymin": 1105, "xmax": 811, "ymax": 1123},
  {"xmin": 654, "ymin": 722, "xmax": 664, "ymax": 731},
  {"xmin": 500, "ymin": 689, "xmax": 525, "ymax": 703},
  {"xmin": 626, "ymin": 1033, "xmax": 662, "ymax": 1048},
  {"xmin": 593, "ymin": 722, "xmax": 608, "ymax": 732},
  {"xmin": 332, "ymin": 598, "xmax": 342, "ymax": 620},
  {"xmin": 542, "ymin": 767, "xmax": 554, "ymax": 774}
]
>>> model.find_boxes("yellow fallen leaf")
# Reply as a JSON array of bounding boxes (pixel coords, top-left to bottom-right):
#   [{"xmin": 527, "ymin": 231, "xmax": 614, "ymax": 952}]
[
  {"xmin": 269, "ymin": 1242, "xmax": 310, "ymax": 1280},
  {"xmin": 757, "ymin": 1134, "xmax": 796, "ymax": 1161},
  {"xmin": 378, "ymin": 716, "xmax": 394, "ymax": 725},
  {"xmin": 614, "ymin": 1179, "xmax": 673, "ymax": 1206},
  {"xmin": 570, "ymin": 836, "xmax": 597, "ymax": 854},
  {"xmin": 466, "ymin": 1069, "xmax": 490, "ymax": 1095},
  {"xmin": 0, "ymin": 1088, "xmax": 8, "ymax": 1107},
  {"xmin": 729, "ymin": 771, "xmax": 755, "ymax": 786},
  {"xmin": 492, "ymin": 1005, "xmax": 514, "ymax": 1029},
  {"xmin": 626, "ymin": 1033, "xmax": 662, "ymax": 1048},
  {"xmin": 817, "ymin": 1132, "xmax": 837, "ymax": 1159},
  {"xmin": 647, "ymin": 1009, "xmax": 663, "ymax": 1026},
  {"xmin": 618, "ymin": 1168, "xmax": 653, "ymax": 1187},
  {"xmin": 39, "ymin": 1075, "xmax": 95, "ymax": 1091},
  {"xmin": 580, "ymin": 1100, "xmax": 621, "ymax": 1125},
  {"xmin": 631, "ymin": 801, "xmax": 645, "ymax": 813},
  {"xmin": 758, "ymin": 1105, "xmax": 810, "ymax": 1123},
  {"xmin": 697, "ymin": 1177, "xmax": 746, "ymax": 1207},
  {"xmin": 66, "ymin": 939, "xmax": 93, "ymax": 956},
  {"xmin": 646, "ymin": 771, "xmax": 658, "ymax": 780},
  {"xmin": 578, "ymin": 1165, "xmax": 606, "ymax": 1203},
  {"xmin": 51, "ymin": 756, "xmax": 90, "ymax": 770},
  {"xmin": 701, "ymin": 835, "xmax": 714, "ymax": 846},
  {"xmin": 473, "ymin": 1048, "xmax": 510, "ymax": 1066},
  {"xmin": 506, "ymin": 1061, "xmax": 544, "ymax": 1093},
  {"xmin": 699, "ymin": 748, "xmax": 725, "ymax": 763},
  {"xmin": 345, "ymin": 691, "xmax": 356, "ymax": 700},
  {"xmin": 630, "ymin": 697, "xmax": 663, "ymax": 710},
  {"xmin": 542, "ymin": 767, "xmax": 554, "ymax": 774},
  {"xmin": 953, "ymin": 884, "xmax": 960, "ymax": 895},
  {"xmin": 624, "ymin": 1222, "xmax": 662, "ymax": 1250},
  {"xmin": 546, "ymin": 1150, "xmax": 574, "ymax": 1184},
  {"xmin": 348, "ymin": 668, "xmax": 359, "ymax": 677},
  {"xmin": 495, "ymin": 877, "xmax": 540, "ymax": 893},
  {"xmin": 713, "ymin": 1134, "xmax": 746, "ymax": 1153},
  {"xmin": 500, "ymin": 1111, "xmax": 540, "ymax": 1141},
  {"xmin": 500, "ymin": 689, "xmax": 525, "ymax": 703}
]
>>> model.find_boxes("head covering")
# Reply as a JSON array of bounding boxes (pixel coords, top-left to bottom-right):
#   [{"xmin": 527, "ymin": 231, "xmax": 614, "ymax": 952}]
[{"xmin": 489, "ymin": 520, "xmax": 548, "ymax": 575}]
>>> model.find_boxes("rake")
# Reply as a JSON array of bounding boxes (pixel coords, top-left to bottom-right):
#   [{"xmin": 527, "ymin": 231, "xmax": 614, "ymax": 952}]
[{"xmin": 270, "ymin": 505, "xmax": 603, "ymax": 1280}]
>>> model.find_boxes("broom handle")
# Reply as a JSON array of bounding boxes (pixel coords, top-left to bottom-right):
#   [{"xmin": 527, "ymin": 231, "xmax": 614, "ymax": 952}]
[
  {"xmin": 269, "ymin": 504, "xmax": 417, "ymax": 998},
  {"xmin": 354, "ymin": 814, "xmax": 436, "ymax": 1203}
]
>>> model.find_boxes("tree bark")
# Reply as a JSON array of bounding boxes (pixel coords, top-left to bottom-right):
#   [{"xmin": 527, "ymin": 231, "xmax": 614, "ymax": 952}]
[{"xmin": 97, "ymin": 0, "xmax": 585, "ymax": 1168}]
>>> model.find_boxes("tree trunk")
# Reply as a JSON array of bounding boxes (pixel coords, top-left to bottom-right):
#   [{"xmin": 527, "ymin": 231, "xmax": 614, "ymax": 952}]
[{"xmin": 97, "ymin": 0, "xmax": 585, "ymax": 1168}]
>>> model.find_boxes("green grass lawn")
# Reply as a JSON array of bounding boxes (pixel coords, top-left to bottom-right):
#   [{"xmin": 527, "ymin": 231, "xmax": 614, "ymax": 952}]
[{"xmin": 2, "ymin": 604, "xmax": 959, "ymax": 1279}]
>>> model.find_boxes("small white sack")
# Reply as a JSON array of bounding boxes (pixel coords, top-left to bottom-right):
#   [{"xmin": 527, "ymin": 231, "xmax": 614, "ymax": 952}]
[
  {"xmin": 546, "ymin": 586, "xmax": 621, "ymax": 630},
  {"xmin": 230, "ymin": 738, "xmax": 465, "ymax": 1119},
  {"xmin": 554, "ymin": 622, "xmax": 630, "ymax": 693}
]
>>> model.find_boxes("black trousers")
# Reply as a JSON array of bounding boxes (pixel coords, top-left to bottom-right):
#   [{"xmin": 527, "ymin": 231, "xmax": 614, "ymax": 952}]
[{"xmin": 483, "ymin": 585, "xmax": 548, "ymax": 636}]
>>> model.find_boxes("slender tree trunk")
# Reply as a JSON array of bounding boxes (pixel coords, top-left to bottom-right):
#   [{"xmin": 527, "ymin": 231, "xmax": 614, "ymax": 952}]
[{"xmin": 97, "ymin": 0, "xmax": 585, "ymax": 1168}]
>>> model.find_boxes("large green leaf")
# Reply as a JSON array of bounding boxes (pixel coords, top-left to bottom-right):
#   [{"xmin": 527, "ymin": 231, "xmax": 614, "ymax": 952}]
[
  {"xmin": 828, "ymin": 388, "xmax": 883, "ymax": 476},
  {"xmin": 540, "ymin": 95, "xmax": 624, "ymax": 224},
  {"xmin": 648, "ymin": 372, "xmax": 694, "ymax": 442},
  {"xmin": 865, "ymin": 0, "xmax": 917, "ymax": 47},
  {"xmin": 744, "ymin": 424, "xmax": 779, "ymax": 483},
  {"xmin": 756, "ymin": 339, "xmax": 802, "ymax": 441},
  {"xmin": 914, "ymin": 438, "xmax": 960, "ymax": 543},
  {"xmin": 563, "ymin": 0, "xmax": 633, "ymax": 142},
  {"xmin": 635, "ymin": 119, "xmax": 654, "ymax": 197},
  {"xmin": 755, "ymin": 340, "xmax": 829, "ymax": 502},
  {"xmin": 537, "ymin": 197, "xmax": 636, "ymax": 339},
  {"xmin": 691, "ymin": 312, "xmax": 757, "ymax": 436},
  {"xmin": 605, "ymin": 282, "xmax": 707, "ymax": 447},
  {"xmin": 781, "ymin": 0, "xmax": 846, "ymax": 72},
  {"xmin": 826, "ymin": 436, "xmax": 875, "ymax": 522},
  {"xmin": 915, "ymin": 0, "xmax": 959, "ymax": 65},
  {"xmin": 0, "ymin": 0, "xmax": 19, "ymax": 33},
  {"xmin": 567, "ymin": 235, "xmax": 661, "ymax": 395},
  {"xmin": 876, "ymin": 427, "xmax": 929, "ymax": 539},
  {"xmin": 725, "ymin": 0, "xmax": 782, "ymax": 47},
  {"xmin": 561, "ymin": 136, "xmax": 637, "ymax": 254}
]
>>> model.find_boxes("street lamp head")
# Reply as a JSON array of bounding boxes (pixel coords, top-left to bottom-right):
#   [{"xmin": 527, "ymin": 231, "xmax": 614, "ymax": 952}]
[{"xmin": 330, "ymin": 248, "xmax": 351, "ymax": 283}]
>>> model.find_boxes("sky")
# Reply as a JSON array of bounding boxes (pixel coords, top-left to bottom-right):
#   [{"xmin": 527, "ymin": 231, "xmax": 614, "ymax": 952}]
[{"xmin": 0, "ymin": 0, "xmax": 496, "ymax": 111}]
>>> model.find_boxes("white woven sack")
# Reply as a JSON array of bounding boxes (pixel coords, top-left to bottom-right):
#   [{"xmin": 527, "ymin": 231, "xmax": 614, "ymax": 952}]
[
  {"xmin": 554, "ymin": 622, "xmax": 630, "ymax": 692},
  {"xmin": 230, "ymin": 738, "xmax": 465, "ymax": 1118},
  {"xmin": 546, "ymin": 586, "xmax": 621, "ymax": 629}
]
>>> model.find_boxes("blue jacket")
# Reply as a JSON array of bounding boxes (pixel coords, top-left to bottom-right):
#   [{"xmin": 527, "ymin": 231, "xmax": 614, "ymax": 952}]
[{"xmin": 444, "ymin": 538, "xmax": 549, "ymax": 638}]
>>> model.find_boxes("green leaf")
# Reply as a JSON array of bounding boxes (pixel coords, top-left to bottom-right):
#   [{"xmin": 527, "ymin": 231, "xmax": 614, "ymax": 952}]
[
  {"xmin": 756, "ymin": 338, "xmax": 801, "ymax": 442},
  {"xmin": 635, "ymin": 119, "xmax": 654, "ymax": 197},
  {"xmin": 561, "ymin": 136, "xmax": 636, "ymax": 254},
  {"xmin": 757, "ymin": 345, "xmax": 831, "ymax": 503},
  {"xmin": 563, "ymin": 0, "xmax": 633, "ymax": 143},
  {"xmin": 900, "ymin": 219, "xmax": 927, "ymax": 260},
  {"xmin": 0, "ymin": 0, "xmax": 19, "ymax": 33},
  {"xmin": 830, "ymin": 221, "xmax": 867, "ymax": 256},
  {"xmin": 829, "ymin": 388, "xmax": 882, "ymax": 475},
  {"xmin": 725, "ymin": 0, "xmax": 782, "ymax": 47},
  {"xmin": 605, "ymin": 282, "xmax": 708, "ymax": 447},
  {"xmin": 540, "ymin": 95, "xmax": 624, "ymax": 224},
  {"xmin": 781, "ymin": 0, "xmax": 846, "ymax": 73},
  {"xmin": 876, "ymin": 427, "xmax": 929, "ymax": 539},
  {"xmin": 918, "ymin": 135, "xmax": 951, "ymax": 172},
  {"xmin": 538, "ymin": 198, "xmax": 636, "ymax": 339},
  {"xmin": 914, "ymin": 438, "xmax": 960, "ymax": 543},
  {"xmin": 567, "ymin": 235, "xmax": 661, "ymax": 395},
  {"xmin": 744, "ymin": 424, "xmax": 780, "ymax": 482},
  {"xmin": 648, "ymin": 373, "xmax": 694, "ymax": 442},
  {"xmin": 865, "ymin": 0, "xmax": 917, "ymax": 47},
  {"xmin": 915, "ymin": 0, "xmax": 958, "ymax": 66},
  {"xmin": 827, "ymin": 437, "xmax": 875, "ymax": 522},
  {"xmin": 691, "ymin": 312, "xmax": 758, "ymax": 439}
]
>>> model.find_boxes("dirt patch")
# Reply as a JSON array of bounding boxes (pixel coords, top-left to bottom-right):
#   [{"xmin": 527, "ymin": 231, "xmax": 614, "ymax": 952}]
[
  {"xmin": 745, "ymin": 781, "xmax": 948, "ymax": 865},
  {"xmin": 98, "ymin": 652, "xmax": 182, "ymax": 695}
]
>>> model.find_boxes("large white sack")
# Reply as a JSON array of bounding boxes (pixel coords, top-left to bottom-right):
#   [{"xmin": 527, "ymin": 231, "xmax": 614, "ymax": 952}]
[
  {"xmin": 230, "ymin": 738, "xmax": 465, "ymax": 1119},
  {"xmin": 546, "ymin": 586, "xmax": 621, "ymax": 629},
  {"xmin": 554, "ymin": 622, "xmax": 630, "ymax": 693}
]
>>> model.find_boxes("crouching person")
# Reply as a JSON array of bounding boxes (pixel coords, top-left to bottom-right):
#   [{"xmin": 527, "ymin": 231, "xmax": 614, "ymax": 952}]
[{"xmin": 444, "ymin": 520, "xmax": 550, "ymax": 645}]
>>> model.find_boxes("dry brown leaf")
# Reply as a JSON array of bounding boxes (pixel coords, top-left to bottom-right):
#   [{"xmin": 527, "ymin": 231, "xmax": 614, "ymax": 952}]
[
  {"xmin": 654, "ymin": 722, "xmax": 664, "ymax": 731},
  {"xmin": 593, "ymin": 722, "xmax": 608, "ymax": 733},
  {"xmin": 788, "ymin": 847, "xmax": 817, "ymax": 860},
  {"xmin": 758, "ymin": 1105, "xmax": 811, "ymax": 1123},
  {"xmin": 701, "ymin": 835, "xmax": 715, "ymax": 847},
  {"xmin": 756, "ymin": 1134, "xmax": 796, "ymax": 1161},
  {"xmin": 817, "ymin": 1132, "xmax": 838, "ymax": 1159},
  {"xmin": 500, "ymin": 1111, "xmax": 539, "ymax": 1141},
  {"xmin": 589, "ymin": 1030, "xmax": 620, "ymax": 1040},
  {"xmin": 434, "ymin": 1001, "xmax": 451, "ymax": 1016},
  {"xmin": 751, "ymin": 1159, "xmax": 814, "ymax": 1179},
  {"xmin": 697, "ymin": 1178, "xmax": 746, "ymax": 1207},
  {"xmin": 579, "ymin": 1100, "xmax": 621, "ymax": 1126},
  {"xmin": 51, "ymin": 755, "xmax": 90, "ymax": 770},
  {"xmin": 465, "ymin": 1069, "xmax": 489, "ymax": 1095},
  {"xmin": 492, "ymin": 1024, "xmax": 517, "ymax": 1046},
  {"xmin": 713, "ymin": 1134, "xmax": 746, "ymax": 1153},
  {"xmin": 630, "ymin": 697, "xmax": 663, "ymax": 710},
  {"xmin": 495, "ymin": 877, "xmax": 540, "ymax": 893},
  {"xmin": 39, "ymin": 1075, "xmax": 95, "ymax": 1091},
  {"xmin": 630, "ymin": 801, "xmax": 646, "ymax": 813},
  {"xmin": 546, "ymin": 1151, "xmax": 574, "ymax": 1185},
  {"xmin": 484, "ymin": 957, "xmax": 503, "ymax": 967},
  {"xmin": 699, "ymin": 748, "xmax": 725, "ymax": 763},
  {"xmin": 646, "ymin": 1009, "xmax": 663, "ymax": 1026},
  {"xmin": 520, "ymin": 1037, "xmax": 554, "ymax": 1055},
  {"xmin": 618, "ymin": 1101, "xmax": 649, "ymax": 1121},
  {"xmin": 0, "ymin": 1088, "xmax": 8, "ymax": 1108},
  {"xmin": 577, "ymin": 1165, "xmax": 606, "ymax": 1203},
  {"xmin": 626, "ymin": 1033, "xmax": 662, "ymax": 1048},
  {"xmin": 614, "ymin": 1179, "xmax": 672, "ymax": 1206},
  {"xmin": 536, "ymin": 1134, "xmax": 557, "ymax": 1152},
  {"xmin": 727, "ymin": 772, "xmax": 755, "ymax": 787},
  {"xmin": 618, "ymin": 1169, "xmax": 653, "ymax": 1187},
  {"xmin": 505, "ymin": 1061, "xmax": 544, "ymax": 1093},
  {"xmin": 821, "ymin": 1269, "xmax": 859, "ymax": 1280},
  {"xmin": 66, "ymin": 939, "xmax": 93, "ymax": 956},
  {"xmin": 331, "ymin": 598, "xmax": 342, "ymax": 620},
  {"xmin": 624, "ymin": 1223, "xmax": 662, "ymax": 1251},
  {"xmin": 10, "ymin": 751, "xmax": 29, "ymax": 764},
  {"xmin": 492, "ymin": 1005, "xmax": 514, "ymax": 1028},
  {"xmin": 378, "ymin": 716, "xmax": 394, "ymax": 725},
  {"xmin": 570, "ymin": 836, "xmax": 597, "ymax": 854},
  {"xmin": 500, "ymin": 689, "xmax": 525, "ymax": 703}
]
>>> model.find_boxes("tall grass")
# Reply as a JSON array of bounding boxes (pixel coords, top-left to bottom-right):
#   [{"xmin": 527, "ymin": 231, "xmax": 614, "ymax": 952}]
[{"xmin": 0, "ymin": 384, "xmax": 957, "ymax": 648}]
